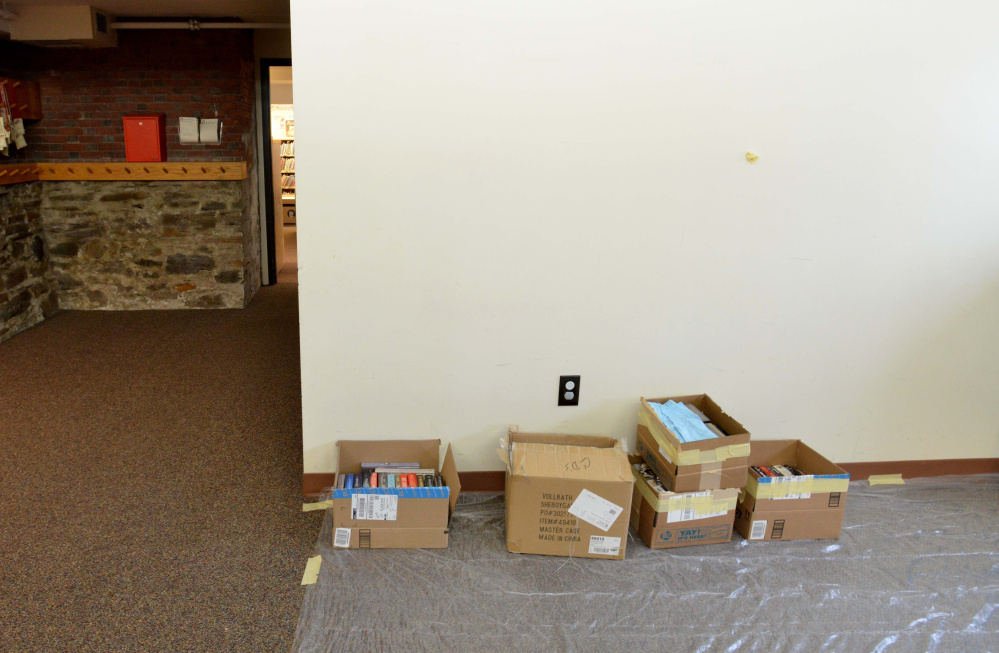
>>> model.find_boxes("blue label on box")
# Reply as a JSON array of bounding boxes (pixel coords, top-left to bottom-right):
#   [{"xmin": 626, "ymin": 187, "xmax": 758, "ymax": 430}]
[
  {"xmin": 332, "ymin": 487, "xmax": 449, "ymax": 500},
  {"xmin": 659, "ymin": 524, "xmax": 731, "ymax": 543}
]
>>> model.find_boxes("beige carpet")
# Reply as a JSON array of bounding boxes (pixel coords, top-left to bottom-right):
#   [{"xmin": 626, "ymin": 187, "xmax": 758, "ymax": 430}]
[{"xmin": 0, "ymin": 280, "xmax": 320, "ymax": 652}]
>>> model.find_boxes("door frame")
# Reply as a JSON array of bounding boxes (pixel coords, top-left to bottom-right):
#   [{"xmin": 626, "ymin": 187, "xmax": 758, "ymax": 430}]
[{"xmin": 259, "ymin": 57, "xmax": 292, "ymax": 285}]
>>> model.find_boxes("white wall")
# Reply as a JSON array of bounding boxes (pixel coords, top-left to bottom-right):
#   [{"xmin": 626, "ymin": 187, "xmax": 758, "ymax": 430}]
[{"xmin": 291, "ymin": 0, "xmax": 999, "ymax": 473}]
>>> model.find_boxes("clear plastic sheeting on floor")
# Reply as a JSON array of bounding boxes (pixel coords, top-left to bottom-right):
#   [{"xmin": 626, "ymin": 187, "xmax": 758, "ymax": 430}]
[{"xmin": 292, "ymin": 475, "xmax": 998, "ymax": 652}]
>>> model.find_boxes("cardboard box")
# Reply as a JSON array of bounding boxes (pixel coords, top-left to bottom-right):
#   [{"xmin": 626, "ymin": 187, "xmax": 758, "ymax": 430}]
[
  {"xmin": 636, "ymin": 425, "xmax": 748, "ymax": 493},
  {"xmin": 502, "ymin": 430, "xmax": 633, "ymax": 560},
  {"xmin": 734, "ymin": 440, "xmax": 849, "ymax": 542},
  {"xmin": 329, "ymin": 440, "xmax": 460, "ymax": 549},
  {"xmin": 630, "ymin": 458, "xmax": 738, "ymax": 549},
  {"xmin": 638, "ymin": 395, "xmax": 751, "ymax": 492}
]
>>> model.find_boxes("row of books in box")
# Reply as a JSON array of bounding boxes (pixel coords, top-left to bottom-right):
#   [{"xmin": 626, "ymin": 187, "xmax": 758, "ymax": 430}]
[{"xmin": 324, "ymin": 393, "xmax": 849, "ymax": 556}]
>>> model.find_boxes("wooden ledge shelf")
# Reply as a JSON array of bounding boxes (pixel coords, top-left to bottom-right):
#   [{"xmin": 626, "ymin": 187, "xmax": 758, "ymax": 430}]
[
  {"xmin": 0, "ymin": 161, "xmax": 247, "ymax": 185},
  {"xmin": 0, "ymin": 166, "xmax": 40, "ymax": 185}
]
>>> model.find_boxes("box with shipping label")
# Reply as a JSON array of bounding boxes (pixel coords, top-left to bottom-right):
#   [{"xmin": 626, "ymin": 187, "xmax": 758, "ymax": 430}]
[
  {"xmin": 502, "ymin": 429, "xmax": 633, "ymax": 560},
  {"xmin": 638, "ymin": 395, "xmax": 751, "ymax": 492},
  {"xmin": 630, "ymin": 458, "xmax": 738, "ymax": 549},
  {"xmin": 734, "ymin": 439, "xmax": 849, "ymax": 542},
  {"xmin": 329, "ymin": 439, "xmax": 460, "ymax": 549}
]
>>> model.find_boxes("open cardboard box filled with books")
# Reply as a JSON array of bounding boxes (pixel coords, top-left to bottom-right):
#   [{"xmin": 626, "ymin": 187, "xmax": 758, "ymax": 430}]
[
  {"xmin": 629, "ymin": 456, "xmax": 739, "ymax": 549},
  {"xmin": 734, "ymin": 439, "xmax": 849, "ymax": 541},
  {"xmin": 329, "ymin": 439, "xmax": 461, "ymax": 549}
]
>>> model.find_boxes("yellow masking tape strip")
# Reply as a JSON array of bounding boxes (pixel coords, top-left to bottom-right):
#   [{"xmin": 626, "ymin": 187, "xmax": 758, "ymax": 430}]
[
  {"xmin": 747, "ymin": 475, "xmax": 850, "ymax": 499},
  {"xmin": 301, "ymin": 555, "xmax": 322, "ymax": 586},
  {"xmin": 302, "ymin": 501, "xmax": 334, "ymax": 512},
  {"xmin": 770, "ymin": 477, "xmax": 814, "ymax": 498},
  {"xmin": 631, "ymin": 466, "xmax": 737, "ymax": 515},
  {"xmin": 641, "ymin": 410, "xmax": 750, "ymax": 465},
  {"xmin": 664, "ymin": 492, "xmax": 737, "ymax": 515},
  {"xmin": 869, "ymin": 474, "xmax": 905, "ymax": 485}
]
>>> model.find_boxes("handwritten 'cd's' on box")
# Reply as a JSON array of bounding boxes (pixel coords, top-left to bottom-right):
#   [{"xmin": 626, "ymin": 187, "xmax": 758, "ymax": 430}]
[{"xmin": 500, "ymin": 428, "xmax": 633, "ymax": 560}]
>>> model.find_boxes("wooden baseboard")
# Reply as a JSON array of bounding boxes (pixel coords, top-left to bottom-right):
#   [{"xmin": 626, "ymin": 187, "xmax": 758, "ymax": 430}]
[
  {"xmin": 303, "ymin": 473, "xmax": 336, "ymax": 497},
  {"xmin": 457, "ymin": 471, "xmax": 505, "ymax": 492},
  {"xmin": 837, "ymin": 458, "xmax": 999, "ymax": 480},
  {"xmin": 304, "ymin": 459, "xmax": 997, "ymax": 496}
]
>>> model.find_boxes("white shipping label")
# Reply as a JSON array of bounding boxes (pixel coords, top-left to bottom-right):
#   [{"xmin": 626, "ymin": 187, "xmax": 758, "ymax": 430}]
[
  {"xmin": 658, "ymin": 445, "xmax": 674, "ymax": 465},
  {"xmin": 750, "ymin": 519, "xmax": 767, "ymax": 540},
  {"xmin": 665, "ymin": 491, "xmax": 714, "ymax": 523},
  {"xmin": 351, "ymin": 494, "xmax": 398, "ymax": 521},
  {"xmin": 770, "ymin": 475, "xmax": 813, "ymax": 500},
  {"xmin": 588, "ymin": 536, "xmax": 622, "ymax": 556},
  {"xmin": 333, "ymin": 528, "xmax": 351, "ymax": 548},
  {"xmin": 667, "ymin": 507, "xmax": 728, "ymax": 523},
  {"xmin": 568, "ymin": 489, "xmax": 624, "ymax": 532}
]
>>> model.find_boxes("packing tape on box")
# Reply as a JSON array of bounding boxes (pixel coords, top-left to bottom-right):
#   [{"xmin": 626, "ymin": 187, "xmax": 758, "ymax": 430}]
[
  {"xmin": 639, "ymin": 410, "xmax": 751, "ymax": 465},
  {"xmin": 302, "ymin": 501, "xmax": 334, "ymax": 512},
  {"xmin": 698, "ymin": 463, "xmax": 723, "ymax": 490},
  {"xmin": 300, "ymin": 555, "xmax": 322, "ymax": 586},
  {"xmin": 496, "ymin": 448, "xmax": 511, "ymax": 471},
  {"xmin": 747, "ymin": 475, "xmax": 850, "ymax": 499},
  {"xmin": 869, "ymin": 474, "xmax": 905, "ymax": 486},
  {"xmin": 631, "ymin": 465, "xmax": 737, "ymax": 515}
]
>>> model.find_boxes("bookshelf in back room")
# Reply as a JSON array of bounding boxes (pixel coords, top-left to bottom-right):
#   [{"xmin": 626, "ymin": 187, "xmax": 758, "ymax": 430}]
[
  {"xmin": 280, "ymin": 135, "xmax": 296, "ymax": 223},
  {"xmin": 271, "ymin": 102, "xmax": 296, "ymax": 228}
]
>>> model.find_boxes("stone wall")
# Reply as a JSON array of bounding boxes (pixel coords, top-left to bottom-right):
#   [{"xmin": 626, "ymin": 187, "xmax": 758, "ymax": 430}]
[
  {"xmin": 0, "ymin": 183, "xmax": 58, "ymax": 343},
  {"xmin": 42, "ymin": 181, "xmax": 255, "ymax": 310},
  {"xmin": 241, "ymin": 105, "xmax": 262, "ymax": 304}
]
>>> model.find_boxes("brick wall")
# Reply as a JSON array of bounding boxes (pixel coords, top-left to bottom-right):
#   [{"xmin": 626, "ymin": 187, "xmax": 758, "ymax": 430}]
[
  {"xmin": 0, "ymin": 31, "xmax": 262, "ymax": 330},
  {"xmin": 4, "ymin": 30, "xmax": 254, "ymax": 162}
]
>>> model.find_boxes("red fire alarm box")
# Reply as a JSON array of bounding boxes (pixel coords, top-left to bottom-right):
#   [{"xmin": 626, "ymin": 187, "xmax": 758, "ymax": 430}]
[{"xmin": 122, "ymin": 114, "xmax": 167, "ymax": 162}]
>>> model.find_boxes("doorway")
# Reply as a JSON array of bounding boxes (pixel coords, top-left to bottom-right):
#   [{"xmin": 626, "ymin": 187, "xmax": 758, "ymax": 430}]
[{"xmin": 259, "ymin": 58, "xmax": 296, "ymax": 285}]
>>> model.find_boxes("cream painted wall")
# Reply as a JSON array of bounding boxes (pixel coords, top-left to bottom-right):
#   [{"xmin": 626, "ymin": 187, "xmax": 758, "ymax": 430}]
[{"xmin": 291, "ymin": 0, "xmax": 999, "ymax": 473}]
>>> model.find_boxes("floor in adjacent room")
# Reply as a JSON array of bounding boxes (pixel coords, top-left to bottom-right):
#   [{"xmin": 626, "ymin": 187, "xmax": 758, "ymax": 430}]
[
  {"xmin": 293, "ymin": 476, "xmax": 998, "ymax": 653},
  {"xmin": 0, "ymin": 274, "xmax": 320, "ymax": 652}
]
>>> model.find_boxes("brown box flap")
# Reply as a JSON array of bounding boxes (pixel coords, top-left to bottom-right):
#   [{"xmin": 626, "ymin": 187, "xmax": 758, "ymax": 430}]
[
  {"xmin": 440, "ymin": 443, "xmax": 461, "ymax": 518},
  {"xmin": 509, "ymin": 435, "xmax": 630, "ymax": 483},
  {"xmin": 336, "ymin": 439, "xmax": 441, "ymax": 473}
]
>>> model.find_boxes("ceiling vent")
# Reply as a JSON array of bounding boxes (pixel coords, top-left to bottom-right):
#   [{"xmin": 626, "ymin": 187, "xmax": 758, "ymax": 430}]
[{"xmin": 10, "ymin": 5, "xmax": 117, "ymax": 47}]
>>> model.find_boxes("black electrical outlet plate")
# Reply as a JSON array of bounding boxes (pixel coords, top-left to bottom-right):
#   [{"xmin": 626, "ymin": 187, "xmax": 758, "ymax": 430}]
[{"xmin": 558, "ymin": 375, "xmax": 580, "ymax": 406}]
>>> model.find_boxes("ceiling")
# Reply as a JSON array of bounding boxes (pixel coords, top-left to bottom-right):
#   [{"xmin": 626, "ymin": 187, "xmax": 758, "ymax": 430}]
[{"xmin": 7, "ymin": 0, "xmax": 291, "ymax": 22}]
